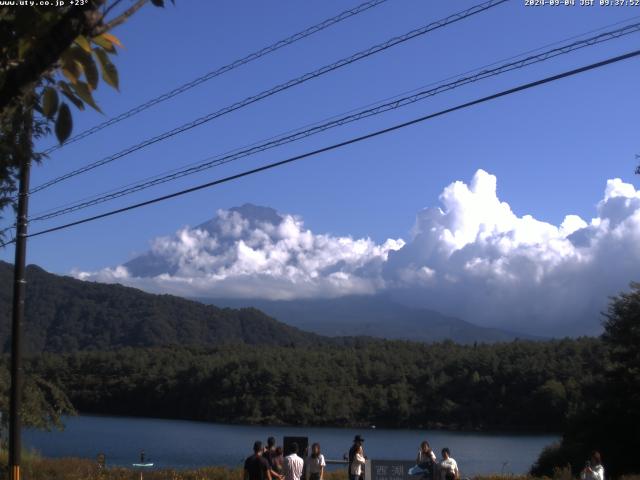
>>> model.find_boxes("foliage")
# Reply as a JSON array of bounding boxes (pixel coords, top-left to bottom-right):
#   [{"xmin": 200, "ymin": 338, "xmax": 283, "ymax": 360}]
[
  {"xmin": 13, "ymin": 336, "xmax": 604, "ymax": 432},
  {"xmin": 0, "ymin": 456, "xmax": 346, "ymax": 480},
  {"xmin": 0, "ymin": 0, "xmax": 173, "ymax": 138},
  {"xmin": 0, "ymin": 260, "xmax": 610, "ymax": 433},
  {"xmin": 0, "ymin": 262, "xmax": 326, "ymax": 353},
  {"xmin": 531, "ymin": 444, "xmax": 573, "ymax": 480},
  {"xmin": 532, "ymin": 283, "xmax": 640, "ymax": 477},
  {"xmin": 0, "ymin": 0, "xmax": 172, "ymax": 234},
  {"xmin": 0, "ymin": 362, "xmax": 75, "ymax": 431},
  {"xmin": 0, "ymin": 96, "xmax": 41, "ymax": 225},
  {"xmin": 35, "ymin": 29, "xmax": 122, "ymax": 141}
]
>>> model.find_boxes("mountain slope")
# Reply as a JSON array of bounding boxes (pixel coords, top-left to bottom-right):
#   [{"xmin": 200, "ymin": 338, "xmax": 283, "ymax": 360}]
[
  {"xmin": 0, "ymin": 261, "xmax": 323, "ymax": 353},
  {"xmin": 204, "ymin": 295, "xmax": 537, "ymax": 343}
]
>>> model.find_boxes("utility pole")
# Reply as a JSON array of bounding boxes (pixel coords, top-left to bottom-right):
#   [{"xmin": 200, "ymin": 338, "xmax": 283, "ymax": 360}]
[{"xmin": 9, "ymin": 128, "xmax": 32, "ymax": 480}]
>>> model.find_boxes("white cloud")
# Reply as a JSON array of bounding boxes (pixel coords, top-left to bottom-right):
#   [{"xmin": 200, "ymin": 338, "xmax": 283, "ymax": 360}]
[
  {"xmin": 384, "ymin": 170, "xmax": 640, "ymax": 335},
  {"xmin": 74, "ymin": 205, "xmax": 404, "ymax": 301},
  {"xmin": 74, "ymin": 171, "xmax": 640, "ymax": 336}
]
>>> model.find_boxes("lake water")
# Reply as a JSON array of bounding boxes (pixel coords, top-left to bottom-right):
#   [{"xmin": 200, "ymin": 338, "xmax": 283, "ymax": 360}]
[{"xmin": 24, "ymin": 415, "xmax": 557, "ymax": 475}]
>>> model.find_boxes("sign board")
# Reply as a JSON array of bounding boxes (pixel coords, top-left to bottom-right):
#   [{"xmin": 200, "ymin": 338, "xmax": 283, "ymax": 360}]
[
  {"xmin": 368, "ymin": 460, "xmax": 416, "ymax": 480},
  {"xmin": 283, "ymin": 436, "xmax": 309, "ymax": 456}
]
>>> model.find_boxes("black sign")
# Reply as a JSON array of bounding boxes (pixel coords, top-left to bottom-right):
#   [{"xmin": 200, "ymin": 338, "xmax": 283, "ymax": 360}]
[
  {"xmin": 283, "ymin": 436, "xmax": 309, "ymax": 456},
  {"xmin": 370, "ymin": 460, "xmax": 416, "ymax": 480}
]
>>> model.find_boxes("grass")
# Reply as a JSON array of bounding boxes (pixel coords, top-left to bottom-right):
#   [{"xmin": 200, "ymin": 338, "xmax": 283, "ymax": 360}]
[
  {"xmin": 1, "ymin": 455, "xmax": 639, "ymax": 480},
  {"xmin": 0, "ymin": 454, "xmax": 351, "ymax": 480}
]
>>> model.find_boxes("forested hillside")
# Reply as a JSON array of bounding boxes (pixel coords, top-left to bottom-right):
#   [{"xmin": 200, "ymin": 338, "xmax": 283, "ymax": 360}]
[
  {"xmin": 23, "ymin": 337, "xmax": 603, "ymax": 432},
  {"xmin": 0, "ymin": 261, "xmax": 323, "ymax": 353}
]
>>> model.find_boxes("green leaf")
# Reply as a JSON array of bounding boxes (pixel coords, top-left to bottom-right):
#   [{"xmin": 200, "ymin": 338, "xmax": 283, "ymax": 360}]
[
  {"xmin": 42, "ymin": 87, "xmax": 59, "ymax": 119},
  {"xmin": 61, "ymin": 66, "xmax": 80, "ymax": 85},
  {"xmin": 70, "ymin": 81, "xmax": 102, "ymax": 113},
  {"xmin": 76, "ymin": 49, "xmax": 99, "ymax": 90},
  {"xmin": 62, "ymin": 46, "xmax": 99, "ymax": 90},
  {"xmin": 55, "ymin": 103, "xmax": 73, "ymax": 143},
  {"xmin": 58, "ymin": 81, "xmax": 85, "ymax": 110},
  {"xmin": 60, "ymin": 50, "xmax": 82, "ymax": 83},
  {"xmin": 91, "ymin": 34, "xmax": 116, "ymax": 53},
  {"xmin": 101, "ymin": 33, "xmax": 123, "ymax": 48},
  {"xmin": 83, "ymin": 57, "xmax": 99, "ymax": 90},
  {"xmin": 94, "ymin": 48, "xmax": 119, "ymax": 91},
  {"xmin": 75, "ymin": 35, "xmax": 92, "ymax": 53}
]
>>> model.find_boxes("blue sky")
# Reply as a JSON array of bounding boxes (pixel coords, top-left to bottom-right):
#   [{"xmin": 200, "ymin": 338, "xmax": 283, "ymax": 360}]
[{"xmin": 2, "ymin": 0, "xmax": 640, "ymax": 277}]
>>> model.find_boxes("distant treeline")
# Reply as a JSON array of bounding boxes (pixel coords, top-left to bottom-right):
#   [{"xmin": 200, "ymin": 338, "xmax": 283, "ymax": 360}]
[{"xmin": 22, "ymin": 337, "xmax": 603, "ymax": 432}]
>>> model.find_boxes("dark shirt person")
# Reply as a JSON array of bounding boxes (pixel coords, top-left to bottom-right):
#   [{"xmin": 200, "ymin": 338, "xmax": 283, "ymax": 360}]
[
  {"xmin": 272, "ymin": 447, "xmax": 285, "ymax": 477},
  {"xmin": 264, "ymin": 437, "xmax": 277, "ymax": 467},
  {"xmin": 245, "ymin": 441, "xmax": 272, "ymax": 480},
  {"xmin": 264, "ymin": 437, "xmax": 283, "ymax": 480},
  {"xmin": 348, "ymin": 435, "xmax": 365, "ymax": 463}
]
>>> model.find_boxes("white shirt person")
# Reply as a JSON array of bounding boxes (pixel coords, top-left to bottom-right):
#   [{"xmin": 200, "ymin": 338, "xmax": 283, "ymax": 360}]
[
  {"xmin": 417, "ymin": 440, "xmax": 437, "ymax": 465},
  {"xmin": 350, "ymin": 445, "xmax": 366, "ymax": 479},
  {"xmin": 581, "ymin": 452, "xmax": 604, "ymax": 480},
  {"xmin": 306, "ymin": 443, "xmax": 326, "ymax": 480},
  {"xmin": 440, "ymin": 448, "xmax": 459, "ymax": 480},
  {"xmin": 284, "ymin": 444, "xmax": 305, "ymax": 480}
]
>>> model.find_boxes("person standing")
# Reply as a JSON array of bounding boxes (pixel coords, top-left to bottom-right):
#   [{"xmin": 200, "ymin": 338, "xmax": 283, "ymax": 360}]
[
  {"xmin": 306, "ymin": 443, "xmax": 326, "ymax": 480},
  {"xmin": 581, "ymin": 451, "xmax": 604, "ymax": 480},
  {"xmin": 439, "ymin": 448, "xmax": 459, "ymax": 480},
  {"xmin": 350, "ymin": 444, "xmax": 366, "ymax": 480},
  {"xmin": 347, "ymin": 435, "xmax": 365, "ymax": 480},
  {"xmin": 284, "ymin": 442, "xmax": 305, "ymax": 480},
  {"xmin": 416, "ymin": 441, "xmax": 437, "ymax": 480},
  {"xmin": 264, "ymin": 437, "xmax": 283, "ymax": 480},
  {"xmin": 272, "ymin": 447, "xmax": 285, "ymax": 478},
  {"xmin": 245, "ymin": 441, "xmax": 272, "ymax": 480},
  {"xmin": 417, "ymin": 441, "xmax": 436, "ymax": 465},
  {"xmin": 264, "ymin": 437, "xmax": 277, "ymax": 467}
]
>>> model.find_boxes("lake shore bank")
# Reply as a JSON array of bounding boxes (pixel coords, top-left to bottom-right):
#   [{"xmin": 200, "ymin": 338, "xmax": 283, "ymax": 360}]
[
  {"xmin": 24, "ymin": 414, "xmax": 559, "ymax": 475},
  {"xmin": 74, "ymin": 410, "xmax": 562, "ymax": 436}
]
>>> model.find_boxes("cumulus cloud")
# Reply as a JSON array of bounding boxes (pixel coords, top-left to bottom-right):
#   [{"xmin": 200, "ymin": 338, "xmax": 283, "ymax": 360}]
[
  {"xmin": 74, "ymin": 204, "xmax": 404, "ymax": 300},
  {"xmin": 74, "ymin": 171, "xmax": 640, "ymax": 336},
  {"xmin": 384, "ymin": 170, "xmax": 640, "ymax": 335}
]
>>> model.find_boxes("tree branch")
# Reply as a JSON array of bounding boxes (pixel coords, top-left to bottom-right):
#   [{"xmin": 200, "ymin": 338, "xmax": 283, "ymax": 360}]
[
  {"xmin": 101, "ymin": 0, "xmax": 125, "ymax": 19},
  {"xmin": 93, "ymin": 0, "xmax": 148, "ymax": 35}
]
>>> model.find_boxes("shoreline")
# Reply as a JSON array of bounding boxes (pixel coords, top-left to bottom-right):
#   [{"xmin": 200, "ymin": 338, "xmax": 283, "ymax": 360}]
[
  {"xmin": 70, "ymin": 412, "xmax": 562, "ymax": 437},
  {"xmin": 24, "ymin": 413, "xmax": 559, "ymax": 476}
]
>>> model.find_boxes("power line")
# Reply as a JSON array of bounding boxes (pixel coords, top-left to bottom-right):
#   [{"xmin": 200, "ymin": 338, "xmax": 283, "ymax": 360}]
[
  {"xmin": 22, "ymin": 12, "xmax": 640, "ymax": 225},
  {"xmin": 41, "ymin": 0, "xmax": 390, "ymax": 155},
  {"xmin": 29, "ymin": 0, "xmax": 508, "ymax": 195},
  {"xmin": 2, "ymin": 48, "xmax": 634, "ymax": 247},
  {"xmin": 27, "ymin": 20, "xmax": 640, "ymax": 223},
  {"xmin": 25, "ymin": 14, "xmax": 640, "ymax": 221}
]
